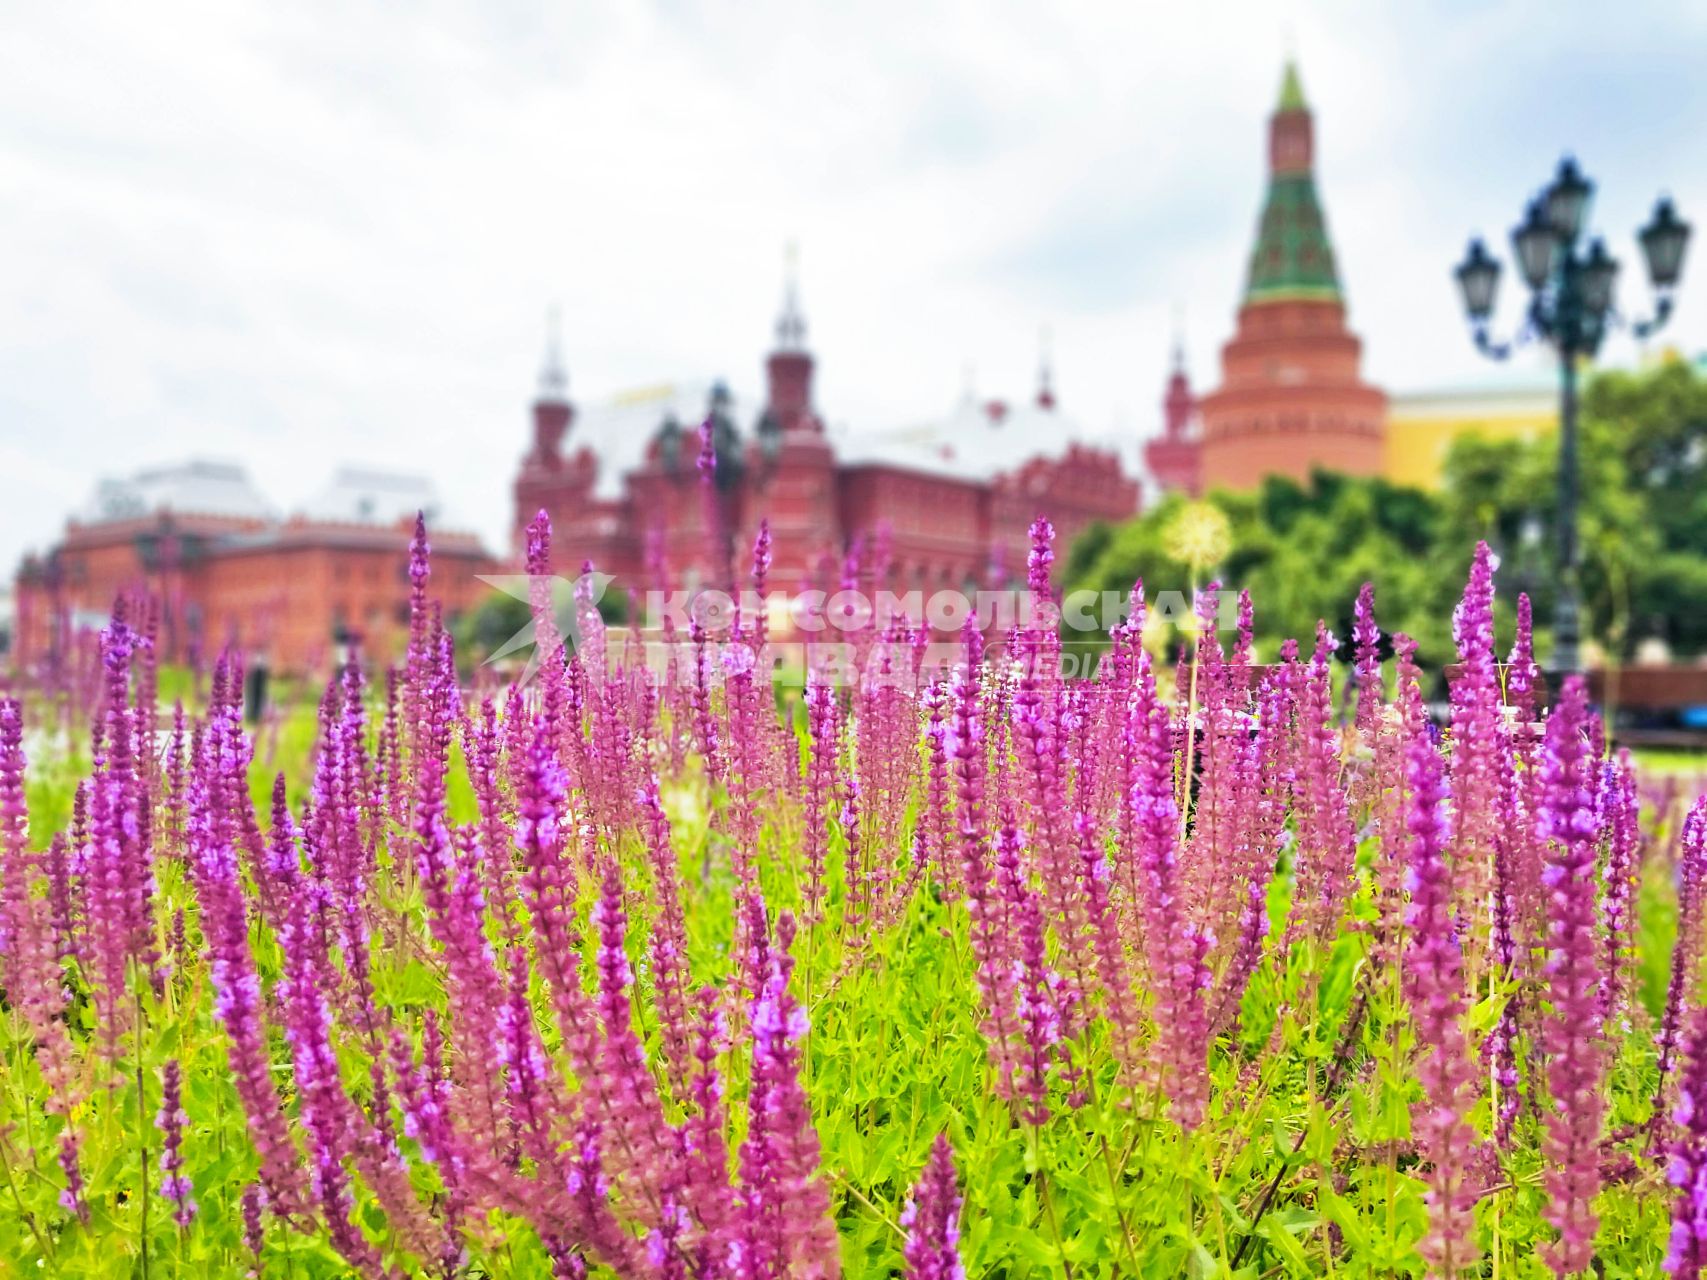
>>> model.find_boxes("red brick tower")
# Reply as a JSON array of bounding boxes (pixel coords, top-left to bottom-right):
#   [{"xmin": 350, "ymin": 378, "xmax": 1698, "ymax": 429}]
[
  {"xmin": 530, "ymin": 308, "xmax": 573, "ymax": 460},
  {"xmin": 1143, "ymin": 339, "xmax": 1202, "ymax": 496},
  {"xmin": 1198, "ymin": 61, "xmax": 1386, "ymax": 490},
  {"xmin": 512, "ymin": 313, "xmax": 608, "ymax": 566},
  {"xmin": 742, "ymin": 248, "xmax": 840, "ymax": 585}
]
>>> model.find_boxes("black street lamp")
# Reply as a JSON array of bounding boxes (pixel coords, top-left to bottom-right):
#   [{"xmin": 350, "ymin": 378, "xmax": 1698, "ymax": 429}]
[{"xmin": 1455, "ymin": 156, "xmax": 1691, "ymax": 674}]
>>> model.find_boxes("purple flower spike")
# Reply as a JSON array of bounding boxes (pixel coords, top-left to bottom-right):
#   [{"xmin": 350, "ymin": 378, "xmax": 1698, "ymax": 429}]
[
  {"xmin": 752, "ymin": 518, "xmax": 773, "ymax": 593},
  {"xmin": 157, "ymin": 1059, "xmax": 196, "ymax": 1227},
  {"xmin": 1538, "ymin": 676, "xmax": 1606, "ymax": 1276},
  {"xmin": 58, "ymin": 1131, "xmax": 88, "ymax": 1222},
  {"xmin": 1659, "ymin": 801, "xmax": 1707, "ymax": 1127},
  {"xmin": 901, "ymin": 1134, "xmax": 965, "ymax": 1280},
  {"xmin": 1400, "ymin": 692, "xmax": 1481, "ymax": 1275},
  {"xmin": 1665, "ymin": 1008, "xmax": 1707, "ymax": 1277},
  {"xmin": 1599, "ymin": 755, "xmax": 1641, "ymax": 1029},
  {"xmin": 1449, "ymin": 542, "xmax": 1503, "ymax": 953},
  {"xmin": 526, "ymin": 507, "xmax": 553, "ymax": 577},
  {"xmin": 734, "ymin": 912, "xmax": 838, "ymax": 1279},
  {"xmin": 241, "ymin": 1183, "xmax": 267, "ymax": 1265},
  {"xmin": 0, "ymin": 701, "xmax": 83, "ymax": 1146},
  {"xmin": 1026, "ymin": 515, "xmax": 1055, "ymax": 602},
  {"xmin": 1126, "ymin": 647, "xmax": 1211, "ymax": 1128},
  {"xmin": 1508, "ymin": 592, "xmax": 1538, "ymax": 725},
  {"xmin": 187, "ymin": 683, "xmax": 306, "ymax": 1214},
  {"xmin": 1352, "ymin": 581, "xmax": 1382, "ymax": 736}
]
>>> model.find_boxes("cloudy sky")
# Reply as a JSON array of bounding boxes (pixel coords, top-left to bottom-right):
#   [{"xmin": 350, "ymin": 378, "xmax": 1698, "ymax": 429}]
[{"xmin": 4, "ymin": 0, "xmax": 1705, "ymax": 571}]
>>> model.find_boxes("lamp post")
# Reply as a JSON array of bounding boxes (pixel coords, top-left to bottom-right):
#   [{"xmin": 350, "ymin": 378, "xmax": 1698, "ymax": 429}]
[{"xmin": 1454, "ymin": 157, "xmax": 1690, "ymax": 673}]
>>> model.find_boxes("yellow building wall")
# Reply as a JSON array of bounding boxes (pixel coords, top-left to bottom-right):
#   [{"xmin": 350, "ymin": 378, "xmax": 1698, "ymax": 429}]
[{"xmin": 1384, "ymin": 408, "xmax": 1556, "ymax": 490}]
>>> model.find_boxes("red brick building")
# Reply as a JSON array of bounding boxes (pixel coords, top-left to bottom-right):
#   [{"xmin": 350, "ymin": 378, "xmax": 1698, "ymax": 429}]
[
  {"xmin": 1144, "ymin": 341, "xmax": 1203, "ymax": 498},
  {"xmin": 513, "ymin": 276, "xmax": 1143, "ymax": 597},
  {"xmin": 13, "ymin": 464, "xmax": 493, "ymax": 675},
  {"xmin": 1184, "ymin": 61, "xmax": 1388, "ymax": 492}
]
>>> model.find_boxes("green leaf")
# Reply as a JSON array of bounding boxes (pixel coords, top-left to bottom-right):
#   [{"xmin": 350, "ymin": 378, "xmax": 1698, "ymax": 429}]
[{"xmin": 1261, "ymin": 1215, "xmax": 1314, "ymax": 1275}]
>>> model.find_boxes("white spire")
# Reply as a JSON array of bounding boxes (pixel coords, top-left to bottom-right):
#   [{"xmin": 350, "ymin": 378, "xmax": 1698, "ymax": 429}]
[
  {"xmin": 1037, "ymin": 323, "xmax": 1056, "ymax": 408},
  {"xmin": 539, "ymin": 304, "xmax": 568, "ymax": 400},
  {"xmin": 775, "ymin": 241, "xmax": 806, "ymax": 351}
]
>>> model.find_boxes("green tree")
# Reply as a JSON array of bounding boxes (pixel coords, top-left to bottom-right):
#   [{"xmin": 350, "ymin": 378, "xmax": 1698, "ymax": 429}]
[
  {"xmin": 1585, "ymin": 361, "xmax": 1707, "ymax": 653},
  {"xmin": 1437, "ymin": 361, "xmax": 1707, "ymax": 659},
  {"xmin": 1070, "ymin": 361, "xmax": 1707, "ymax": 671},
  {"xmin": 1068, "ymin": 473, "xmax": 1461, "ymax": 670}
]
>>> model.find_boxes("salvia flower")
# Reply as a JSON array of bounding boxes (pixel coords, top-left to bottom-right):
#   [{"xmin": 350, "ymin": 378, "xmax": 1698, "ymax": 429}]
[
  {"xmin": 0, "ymin": 701, "xmax": 83, "ymax": 1139},
  {"xmin": 1400, "ymin": 699, "xmax": 1482, "ymax": 1276},
  {"xmin": 639, "ymin": 777, "xmax": 695, "ymax": 1099},
  {"xmin": 734, "ymin": 911, "xmax": 839, "ymax": 1279},
  {"xmin": 1449, "ymin": 541, "xmax": 1504, "ymax": 961},
  {"xmin": 952, "ymin": 639, "xmax": 1023, "ymax": 1090},
  {"xmin": 1075, "ymin": 811, "xmax": 1141, "ymax": 1066},
  {"xmin": 1000, "ymin": 816, "xmax": 1060, "ymax": 1123},
  {"xmin": 1665, "ymin": 1006, "xmax": 1707, "ymax": 1277},
  {"xmin": 1026, "ymin": 514, "xmax": 1056, "ymax": 624},
  {"xmin": 58, "ymin": 1131, "xmax": 89, "ymax": 1222},
  {"xmin": 901, "ymin": 1134, "xmax": 966, "ymax": 1280},
  {"xmin": 1286, "ymin": 624, "xmax": 1357, "ymax": 954},
  {"xmin": 589, "ymin": 856, "xmax": 676, "ymax": 1218},
  {"xmin": 276, "ymin": 852, "xmax": 384, "ymax": 1271},
  {"xmin": 6, "ymin": 536, "xmax": 1689, "ymax": 1276},
  {"xmin": 187, "ymin": 694, "xmax": 305, "ymax": 1212},
  {"xmin": 1352, "ymin": 581, "xmax": 1383, "ymax": 737},
  {"xmin": 241, "ymin": 1183, "xmax": 267, "ymax": 1271},
  {"xmin": 403, "ymin": 510, "xmax": 432, "ymax": 748},
  {"xmin": 1599, "ymin": 754, "xmax": 1641, "ymax": 1030},
  {"xmin": 803, "ymin": 675, "xmax": 836, "ymax": 925},
  {"xmin": 682, "ymin": 985, "xmax": 734, "ymax": 1267},
  {"xmin": 1537, "ymin": 676, "xmax": 1607, "ymax": 1276},
  {"xmin": 1126, "ymin": 648, "xmax": 1212, "ymax": 1127},
  {"xmin": 1507, "ymin": 592, "xmax": 1539, "ymax": 726},
  {"xmin": 157, "ymin": 1058, "xmax": 196, "ymax": 1226},
  {"xmin": 750, "ymin": 517, "xmax": 773, "ymax": 647},
  {"xmin": 1660, "ymin": 800, "xmax": 1707, "ymax": 1124}
]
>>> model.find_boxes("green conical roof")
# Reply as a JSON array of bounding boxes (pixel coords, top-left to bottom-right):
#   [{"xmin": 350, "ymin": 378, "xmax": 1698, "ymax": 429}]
[
  {"xmin": 1245, "ymin": 173, "xmax": 1341, "ymax": 303},
  {"xmin": 1245, "ymin": 61, "xmax": 1341, "ymax": 304}
]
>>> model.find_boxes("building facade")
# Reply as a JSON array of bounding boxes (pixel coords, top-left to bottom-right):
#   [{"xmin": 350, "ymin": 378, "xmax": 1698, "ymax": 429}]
[
  {"xmin": 1194, "ymin": 62, "xmax": 1387, "ymax": 491},
  {"xmin": 513, "ymin": 277, "xmax": 1143, "ymax": 599},
  {"xmin": 12, "ymin": 463, "xmax": 493, "ymax": 675},
  {"xmin": 1385, "ymin": 384, "xmax": 1558, "ymax": 489}
]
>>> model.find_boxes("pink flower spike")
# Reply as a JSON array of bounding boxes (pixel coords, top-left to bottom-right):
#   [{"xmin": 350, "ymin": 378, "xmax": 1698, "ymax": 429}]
[{"xmin": 901, "ymin": 1134, "xmax": 966, "ymax": 1280}]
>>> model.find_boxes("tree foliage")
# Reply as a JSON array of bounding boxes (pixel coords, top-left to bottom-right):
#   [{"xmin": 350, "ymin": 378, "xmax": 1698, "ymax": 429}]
[{"xmin": 1070, "ymin": 359, "xmax": 1707, "ymax": 666}]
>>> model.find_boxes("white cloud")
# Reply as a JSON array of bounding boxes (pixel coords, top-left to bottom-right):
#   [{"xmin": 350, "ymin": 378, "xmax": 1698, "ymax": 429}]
[{"xmin": 1, "ymin": 0, "xmax": 1703, "ymax": 572}]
